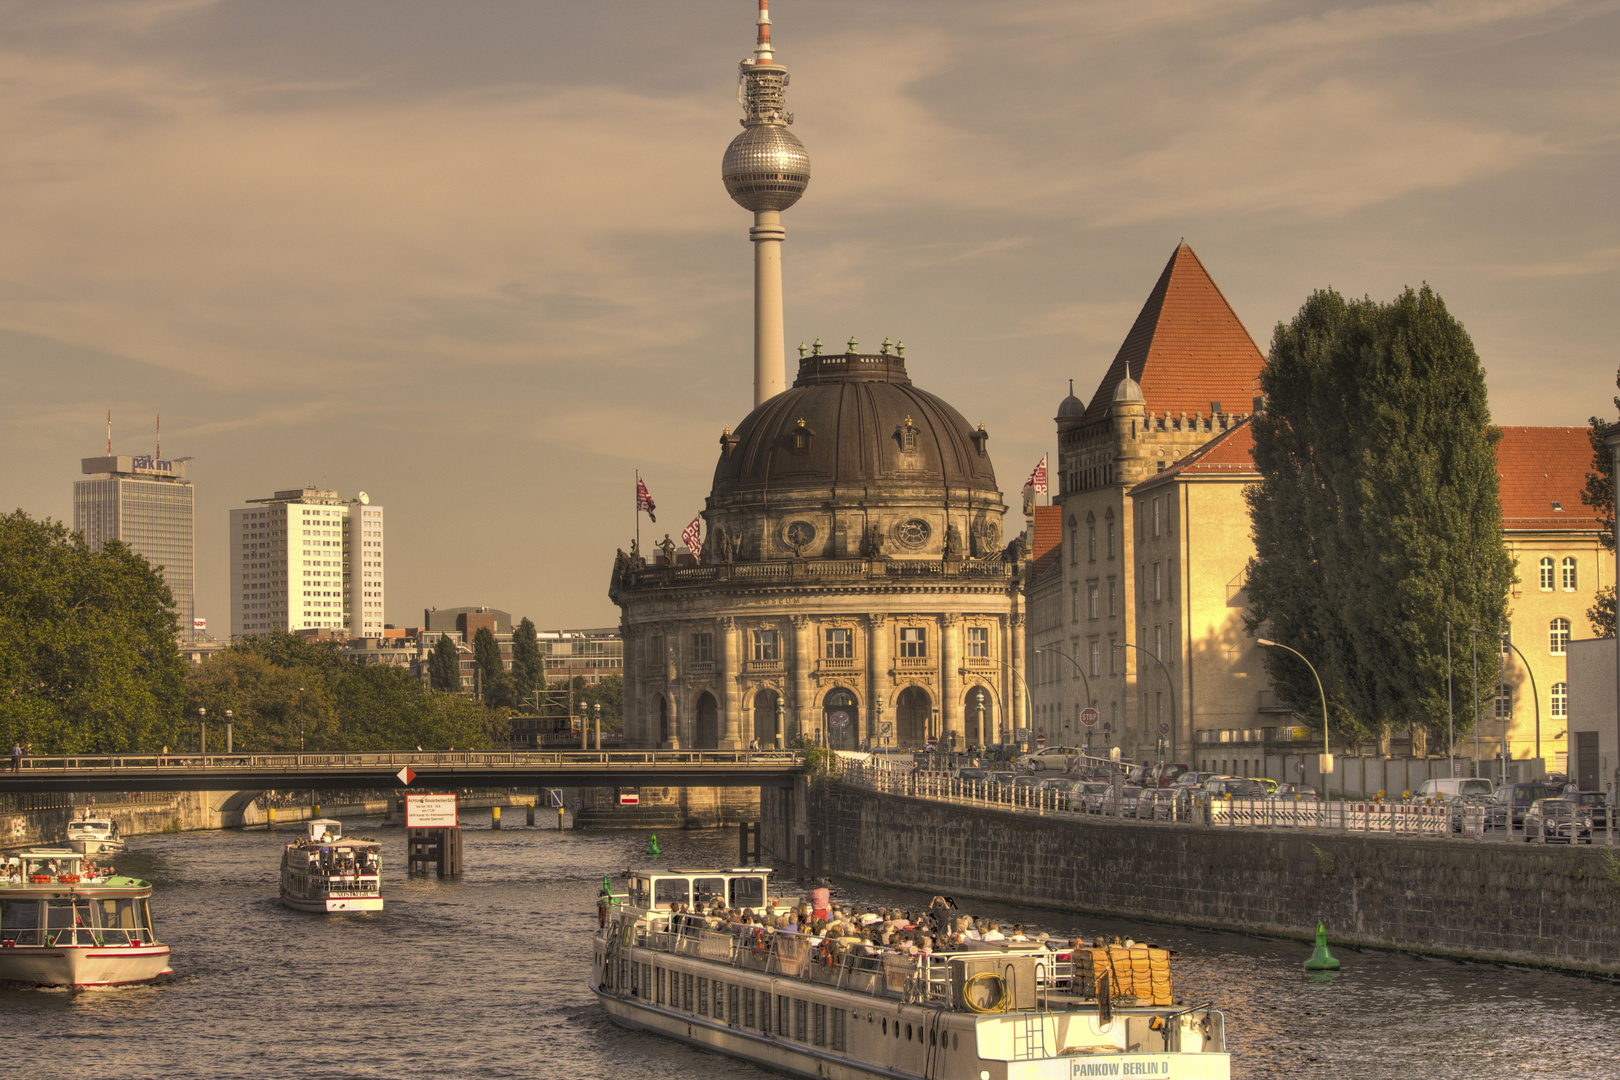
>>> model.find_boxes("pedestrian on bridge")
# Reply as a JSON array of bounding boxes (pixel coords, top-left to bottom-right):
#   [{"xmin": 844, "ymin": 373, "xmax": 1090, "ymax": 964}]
[{"xmin": 10, "ymin": 742, "xmax": 20, "ymax": 772}]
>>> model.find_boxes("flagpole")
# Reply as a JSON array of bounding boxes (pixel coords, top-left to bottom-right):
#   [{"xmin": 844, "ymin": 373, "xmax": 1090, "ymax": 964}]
[{"xmin": 635, "ymin": 470, "xmax": 641, "ymax": 558}]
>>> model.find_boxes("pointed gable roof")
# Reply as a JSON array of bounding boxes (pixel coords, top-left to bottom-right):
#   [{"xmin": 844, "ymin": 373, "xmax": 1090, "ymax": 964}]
[
  {"xmin": 1495, "ymin": 426, "xmax": 1602, "ymax": 534},
  {"xmin": 1083, "ymin": 243, "xmax": 1267, "ymax": 424},
  {"xmin": 1130, "ymin": 417, "xmax": 1257, "ymax": 494}
]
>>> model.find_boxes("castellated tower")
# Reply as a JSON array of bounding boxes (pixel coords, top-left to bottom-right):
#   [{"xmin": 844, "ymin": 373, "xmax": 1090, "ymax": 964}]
[{"xmin": 1031, "ymin": 243, "xmax": 1265, "ymax": 763}]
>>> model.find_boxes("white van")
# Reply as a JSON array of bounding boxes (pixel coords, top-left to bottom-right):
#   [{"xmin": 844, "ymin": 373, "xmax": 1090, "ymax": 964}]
[{"xmin": 1410, "ymin": 777, "xmax": 1494, "ymax": 803}]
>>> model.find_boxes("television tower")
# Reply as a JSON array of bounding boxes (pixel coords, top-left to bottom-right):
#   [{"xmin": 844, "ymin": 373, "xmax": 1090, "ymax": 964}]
[{"xmin": 722, "ymin": 0, "xmax": 811, "ymax": 408}]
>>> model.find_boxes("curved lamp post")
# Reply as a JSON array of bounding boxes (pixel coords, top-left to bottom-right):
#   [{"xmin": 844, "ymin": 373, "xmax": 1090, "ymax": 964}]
[
  {"xmin": 1494, "ymin": 632, "xmax": 1540, "ymax": 779},
  {"xmin": 1035, "ymin": 645, "xmax": 1099, "ymax": 752},
  {"xmin": 988, "ymin": 657, "xmax": 1035, "ymax": 750},
  {"xmin": 1256, "ymin": 638, "xmax": 1332, "ymax": 784},
  {"xmin": 1114, "ymin": 642, "xmax": 1176, "ymax": 764}
]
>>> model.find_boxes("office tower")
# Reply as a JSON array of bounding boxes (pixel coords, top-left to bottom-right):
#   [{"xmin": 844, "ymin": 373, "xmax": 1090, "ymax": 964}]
[
  {"xmin": 230, "ymin": 489, "xmax": 384, "ymax": 639},
  {"xmin": 76, "ymin": 453, "xmax": 196, "ymax": 639}
]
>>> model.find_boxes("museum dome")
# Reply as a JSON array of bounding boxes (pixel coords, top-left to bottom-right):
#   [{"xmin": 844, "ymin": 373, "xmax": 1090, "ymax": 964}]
[{"xmin": 711, "ymin": 349, "xmax": 1000, "ymax": 501}]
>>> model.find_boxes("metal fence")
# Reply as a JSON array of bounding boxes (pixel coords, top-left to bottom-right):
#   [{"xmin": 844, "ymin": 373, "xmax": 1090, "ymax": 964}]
[{"xmin": 838, "ymin": 756, "xmax": 1619, "ymax": 846}]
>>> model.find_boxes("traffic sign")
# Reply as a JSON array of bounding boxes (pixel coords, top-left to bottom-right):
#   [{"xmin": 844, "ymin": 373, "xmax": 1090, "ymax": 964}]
[
  {"xmin": 548, "ymin": 788, "xmax": 563, "ymax": 809},
  {"xmin": 396, "ymin": 766, "xmax": 416, "ymax": 785},
  {"xmin": 619, "ymin": 787, "xmax": 640, "ymax": 806},
  {"xmin": 1158, "ymin": 722, "xmax": 1170, "ymax": 736},
  {"xmin": 1036, "ymin": 734, "xmax": 1047, "ymax": 748},
  {"xmin": 405, "ymin": 793, "xmax": 458, "ymax": 828},
  {"xmin": 1080, "ymin": 707, "xmax": 1100, "ymax": 728}
]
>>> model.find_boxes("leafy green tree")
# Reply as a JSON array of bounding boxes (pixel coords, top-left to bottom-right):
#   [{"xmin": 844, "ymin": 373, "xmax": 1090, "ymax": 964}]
[
  {"xmin": 511, "ymin": 617, "xmax": 543, "ymax": 705},
  {"xmin": 1245, "ymin": 286, "xmax": 1513, "ymax": 745},
  {"xmin": 472, "ymin": 626, "xmax": 504, "ymax": 700},
  {"xmin": 569, "ymin": 674, "xmax": 624, "ymax": 733},
  {"xmin": 1582, "ymin": 367, "xmax": 1618, "ymax": 637},
  {"xmin": 0, "ymin": 510, "xmax": 188, "ymax": 752},
  {"xmin": 429, "ymin": 634, "xmax": 461, "ymax": 692}
]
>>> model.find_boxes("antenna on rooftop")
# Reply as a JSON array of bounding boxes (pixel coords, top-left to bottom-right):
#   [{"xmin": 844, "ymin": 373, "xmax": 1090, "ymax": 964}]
[
  {"xmin": 156, "ymin": 415, "xmax": 161, "ymax": 458},
  {"xmin": 106, "ymin": 410, "xmax": 112, "ymax": 455}
]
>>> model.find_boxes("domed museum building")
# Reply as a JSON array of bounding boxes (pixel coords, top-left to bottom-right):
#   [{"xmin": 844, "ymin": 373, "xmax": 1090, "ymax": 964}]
[{"xmin": 610, "ymin": 344, "xmax": 1028, "ymax": 752}]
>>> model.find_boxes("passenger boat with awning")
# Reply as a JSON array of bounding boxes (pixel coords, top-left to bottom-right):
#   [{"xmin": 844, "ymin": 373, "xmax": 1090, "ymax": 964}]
[
  {"xmin": 279, "ymin": 819, "xmax": 383, "ymax": 913},
  {"xmin": 0, "ymin": 848, "xmax": 171, "ymax": 988},
  {"xmin": 590, "ymin": 866, "xmax": 1230, "ymax": 1080}
]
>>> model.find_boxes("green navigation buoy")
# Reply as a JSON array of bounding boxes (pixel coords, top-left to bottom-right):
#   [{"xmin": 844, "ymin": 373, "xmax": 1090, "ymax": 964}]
[
  {"xmin": 648, "ymin": 833, "xmax": 661, "ymax": 858},
  {"xmin": 1304, "ymin": 922, "xmax": 1341, "ymax": 971}
]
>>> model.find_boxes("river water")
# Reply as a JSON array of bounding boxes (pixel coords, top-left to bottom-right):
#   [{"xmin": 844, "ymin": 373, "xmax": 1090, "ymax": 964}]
[{"xmin": 5, "ymin": 817, "xmax": 1617, "ymax": 1080}]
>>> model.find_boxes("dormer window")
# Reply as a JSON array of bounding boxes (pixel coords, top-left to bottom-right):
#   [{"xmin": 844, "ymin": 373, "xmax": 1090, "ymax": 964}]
[
  {"xmin": 791, "ymin": 418, "xmax": 814, "ymax": 455},
  {"xmin": 898, "ymin": 415, "xmax": 919, "ymax": 453},
  {"xmin": 719, "ymin": 427, "xmax": 740, "ymax": 459}
]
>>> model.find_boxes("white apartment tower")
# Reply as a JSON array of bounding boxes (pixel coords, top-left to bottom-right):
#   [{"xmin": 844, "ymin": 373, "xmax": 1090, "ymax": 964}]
[{"xmin": 230, "ymin": 489, "xmax": 385, "ymax": 639}]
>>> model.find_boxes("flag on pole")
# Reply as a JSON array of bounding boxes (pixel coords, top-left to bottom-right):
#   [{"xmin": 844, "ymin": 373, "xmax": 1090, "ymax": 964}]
[
  {"xmin": 681, "ymin": 515, "xmax": 702, "ymax": 555},
  {"xmin": 1025, "ymin": 454, "xmax": 1048, "ymax": 495},
  {"xmin": 636, "ymin": 476, "xmax": 657, "ymax": 523}
]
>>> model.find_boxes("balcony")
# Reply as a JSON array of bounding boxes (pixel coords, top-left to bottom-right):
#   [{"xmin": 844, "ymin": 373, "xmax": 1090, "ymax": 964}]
[
  {"xmin": 820, "ymin": 656, "xmax": 857, "ymax": 670},
  {"xmin": 744, "ymin": 659, "xmax": 784, "ymax": 674},
  {"xmin": 895, "ymin": 654, "xmax": 932, "ymax": 670}
]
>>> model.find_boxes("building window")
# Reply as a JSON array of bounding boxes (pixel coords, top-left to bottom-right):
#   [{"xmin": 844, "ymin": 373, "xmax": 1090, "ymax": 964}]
[
  {"xmin": 1551, "ymin": 681, "xmax": 1568, "ymax": 719},
  {"xmin": 1087, "ymin": 584, "xmax": 1099, "ymax": 620},
  {"xmin": 691, "ymin": 632, "xmax": 713, "ymax": 664},
  {"xmin": 1562, "ymin": 557, "xmax": 1577, "ymax": 592},
  {"xmin": 899, "ymin": 626, "xmax": 927, "ymax": 659},
  {"xmin": 1088, "ymin": 526, "xmax": 1097, "ymax": 563},
  {"xmin": 1154, "ymin": 563, "xmax": 1163, "ymax": 602},
  {"xmin": 1155, "ymin": 624, "xmax": 1163, "ymax": 659},
  {"xmin": 753, "ymin": 629, "xmax": 780, "ymax": 662},
  {"xmin": 1108, "ymin": 638, "xmax": 1118, "ymax": 676},
  {"xmin": 966, "ymin": 626, "xmax": 989, "ymax": 659},
  {"xmin": 1108, "ymin": 579, "xmax": 1117, "ymax": 617},
  {"xmin": 1152, "ymin": 498, "xmax": 1161, "ymax": 539},
  {"xmin": 1539, "ymin": 557, "xmax": 1554, "ymax": 591},
  {"xmin": 1090, "ymin": 640, "xmax": 1100, "ymax": 677},
  {"xmin": 824, "ymin": 627, "xmax": 852, "ymax": 660},
  {"xmin": 1071, "ymin": 590, "xmax": 1080, "ymax": 622},
  {"xmin": 1107, "ymin": 521, "xmax": 1116, "ymax": 559},
  {"xmin": 1495, "ymin": 683, "xmax": 1512, "ymax": 719},
  {"xmin": 1550, "ymin": 618, "xmax": 1570, "ymax": 655}
]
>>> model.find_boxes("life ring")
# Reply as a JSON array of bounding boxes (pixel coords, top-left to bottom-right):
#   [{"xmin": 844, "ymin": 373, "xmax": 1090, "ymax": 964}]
[
  {"xmin": 816, "ymin": 939, "xmax": 836, "ymax": 967},
  {"xmin": 752, "ymin": 935, "xmax": 769, "ymax": 958}
]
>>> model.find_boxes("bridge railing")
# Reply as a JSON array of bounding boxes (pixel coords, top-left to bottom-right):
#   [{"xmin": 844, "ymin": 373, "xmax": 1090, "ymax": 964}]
[{"xmin": 8, "ymin": 749, "xmax": 804, "ymax": 774}]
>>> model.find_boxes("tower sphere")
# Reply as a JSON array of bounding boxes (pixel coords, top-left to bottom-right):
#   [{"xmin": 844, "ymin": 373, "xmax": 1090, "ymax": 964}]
[{"xmin": 722, "ymin": 122, "xmax": 811, "ymax": 212}]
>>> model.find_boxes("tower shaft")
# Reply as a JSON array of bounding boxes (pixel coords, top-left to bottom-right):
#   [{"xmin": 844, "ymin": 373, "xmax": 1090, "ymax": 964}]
[{"xmin": 751, "ymin": 210, "xmax": 786, "ymax": 407}]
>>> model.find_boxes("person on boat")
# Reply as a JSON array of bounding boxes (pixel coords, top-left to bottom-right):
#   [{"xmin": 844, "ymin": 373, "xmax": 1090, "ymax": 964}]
[
  {"xmin": 982, "ymin": 921, "xmax": 1006, "ymax": 942},
  {"xmin": 1010, "ymin": 923, "xmax": 1029, "ymax": 941}
]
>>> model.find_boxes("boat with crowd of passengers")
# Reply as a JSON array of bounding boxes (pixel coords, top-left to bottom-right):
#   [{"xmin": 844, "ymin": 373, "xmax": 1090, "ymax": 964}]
[
  {"xmin": 279, "ymin": 819, "xmax": 383, "ymax": 913},
  {"xmin": 0, "ymin": 848, "xmax": 171, "ymax": 988},
  {"xmin": 591, "ymin": 866, "xmax": 1229, "ymax": 1080}
]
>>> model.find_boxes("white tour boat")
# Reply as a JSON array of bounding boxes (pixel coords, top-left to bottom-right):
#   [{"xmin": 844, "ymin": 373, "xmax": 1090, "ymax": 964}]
[
  {"xmin": 0, "ymin": 848, "xmax": 172, "ymax": 988},
  {"xmin": 65, "ymin": 813, "xmax": 125, "ymax": 855},
  {"xmin": 591, "ymin": 866, "xmax": 1230, "ymax": 1080},
  {"xmin": 279, "ymin": 819, "xmax": 383, "ymax": 913}
]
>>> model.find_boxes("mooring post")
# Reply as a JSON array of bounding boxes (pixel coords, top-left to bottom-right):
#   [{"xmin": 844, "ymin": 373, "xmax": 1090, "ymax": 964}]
[
  {"xmin": 267, "ymin": 806, "xmax": 277, "ymax": 832},
  {"xmin": 492, "ymin": 805, "xmax": 501, "ymax": 830},
  {"xmin": 526, "ymin": 803, "xmax": 536, "ymax": 827}
]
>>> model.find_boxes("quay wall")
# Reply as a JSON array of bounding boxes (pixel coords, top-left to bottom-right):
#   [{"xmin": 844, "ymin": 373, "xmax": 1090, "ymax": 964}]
[{"xmin": 769, "ymin": 780, "xmax": 1620, "ymax": 976}]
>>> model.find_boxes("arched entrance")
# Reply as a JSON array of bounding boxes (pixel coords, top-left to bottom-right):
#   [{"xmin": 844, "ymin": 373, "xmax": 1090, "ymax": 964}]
[
  {"xmin": 964, "ymin": 687, "xmax": 995, "ymax": 748},
  {"xmin": 694, "ymin": 692, "xmax": 720, "ymax": 749},
  {"xmin": 752, "ymin": 689, "xmax": 780, "ymax": 748},
  {"xmin": 824, "ymin": 688, "xmax": 859, "ymax": 751},
  {"xmin": 896, "ymin": 686, "xmax": 932, "ymax": 748},
  {"xmin": 658, "ymin": 695, "xmax": 669, "ymax": 746}
]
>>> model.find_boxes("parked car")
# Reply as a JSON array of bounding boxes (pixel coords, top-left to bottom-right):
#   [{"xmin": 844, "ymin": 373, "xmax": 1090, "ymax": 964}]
[
  {"xmin": 1112, "ymin": 785, "xmax": 1145, "ymax": 816},
  {"xmin": 1174, "ymin": 771, "xmax": 1216, "ymax": 790},
  {"xmin": 955, "ymin": 767, "xmax": 991, "ymax": 783},
  {"xmin": 1523, "ymin": 798, "xmax": 1593, "ymax": 844},
  {"xmin": 1037, "ymin": 776, "xmax": 1074, "ymax": 808},
  {"xmin": 1483, "ymin": 782, "xmax": 1553, "ymax": 831},
  {"xmin": 1018, "ymin": 746, "xmax": 1083, "ymax": 773},
  {"xmin": 1410, "ymin": 777, "xmax": 1494, "ymax": 804},
  {"xmin": 1203, "ymin": 776, "xmax": 1265, "ymax": 798},
  {"xmin": 1571, "ymin": 791, "xmax": 1610, "ymax": 831},
  {"xmin": 1075, "ymin": 782, "xmax": 1114, "ymax": 813},
  {"xmin": 1137, "ymin": 788, "xmax": 1178, "ymax": 821},
  {"xmin": 1248, "ymin": 777, "xmax": 1279, "ymax": 796},
  {"xmin": 1445, "ymin": 793, "xmax": 1493, "ymax": 833},
  {"xmin": 1267, "ymin": 783, "xmax": 1318, "ymax": 802}
]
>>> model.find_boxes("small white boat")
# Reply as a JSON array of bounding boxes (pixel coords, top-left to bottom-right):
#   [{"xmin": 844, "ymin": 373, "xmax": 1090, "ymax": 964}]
[
  {"xmin": 279, "ymin": 819, "xmax": 383, "ymax": 913},
  {"xmin": 0, "ymin": 848, "xmax": 172, "ymax": 988},
  {"xmin": 65, "ymin": 813, "xmax": 125, "ymax": 855}
]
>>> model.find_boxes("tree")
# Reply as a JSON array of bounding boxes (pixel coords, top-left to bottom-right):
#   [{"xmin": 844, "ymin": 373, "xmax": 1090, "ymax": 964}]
[
  {"xmin": 569, "ymin": 674, "xmax": 624, "ymax": 733},
  {"xmin": 0, "ymin": 511, "xmax": 188, "ymax": 752},
  {"xmin": 472, "ymin": 626, "xmax": 505, "ymax": 700},
  {"xmin": 1245, "ymin": 286, "xmax": 1514, "ymax": 745},
  {"xmin": 429, "ymin": 634, "xmax": 461, "ymax": 692},
  {"xmin": 1582, "ymin": 367, "xmax": 1618, "ymax": 637},
  {"xmin": 511, "ymin": 617, "xmax": 543, "ymax": 706}
]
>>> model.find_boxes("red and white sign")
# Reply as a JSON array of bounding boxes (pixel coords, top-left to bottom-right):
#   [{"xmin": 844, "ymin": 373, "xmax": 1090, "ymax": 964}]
[
  {"xmin": 396, "ymin": 766, "xmax": 416, "ymax": 785},
  {"xmin": 1036, "ymin": 732, "xmax": 1047, "ymax": 748},
  {"xmin": 1080, "ymin": 707, "xmax": 1100, "ymax": 728},
  {"xmin": 681, "ymin": 516, "xmax": 702, "ymax": 555},
  {"xmin": 1158, "ymin": 722, "xmax": 1170, "ymax": 736},
  {"xmin": 636, "ymin": 476, "xmax": 657, "ymax": 523},
  {"xmin": 1024, "ymin": 455, "xmax": 1048, "ymax": 495},
  {"xmin": 193, "ymin": 617, "xmax": 207, "ymax": 631},
  {"xmin": 618, "ymin": 788, "xmax": 640, "ymax": 806},
  {"xmin": 405, "ymin": 793, "xmax": 459, "ymax": 828}
]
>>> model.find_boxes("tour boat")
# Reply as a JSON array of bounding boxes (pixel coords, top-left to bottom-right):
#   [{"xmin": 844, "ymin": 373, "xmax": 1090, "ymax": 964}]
[
  {"xmin": 0, "ymin": 848, "xmax": 172, "ymax": 988},
  {"xmin": 279, "ymin": 819, "xmax": 383, "ymax": 913},
  {"xmin": 591, "ymin": 866, "xmax": 1230, "ymax": 1080},
  {"xmin": 65, "ymin": 813, "xmax": 125, "ymax": 855}
]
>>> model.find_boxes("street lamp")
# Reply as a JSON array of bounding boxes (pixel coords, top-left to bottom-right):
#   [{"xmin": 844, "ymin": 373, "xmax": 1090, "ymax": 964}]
[
  {"xmin": 1256, "ymin": 638, "xmax": 1332, "ymax": 783},
  {"xmin": 593, "ymin": 702, "xmax": 602, "ymax": 751},
  {"xmin": 224, "ymin": 709, "xmax": 233, "ymax": 755},
  {"xmin": 297, "ymin": 687, "xmax": 305, "ymax": 753},
  {"xmin": 1497, "ymin": 630, "xmax": 1541, "ymax": 776},
  {"xmin": 197, "ymin": 706, "xmax": 206, "ymax": 756},
  {"xmin": 874, "ymin": 694, "xmax": 885, "ymax": 749},
  {"xmin": 974, "ymin": 688, "xmax": 986, "ymax": 751},
  {"xmin": 1036, "ymin": 645, "xmax": 1100, "ymax": 757},
  {"xmin": 1114, "ymin": 642, "xmax": 1176, "ymax": 765},
  {"xmin": 775, "ymin": 694, "xmax": 785, "ymax": 751},
  {"xmin": 989, "ymin": 657, "xmax": 1034, "ymax": 750}
]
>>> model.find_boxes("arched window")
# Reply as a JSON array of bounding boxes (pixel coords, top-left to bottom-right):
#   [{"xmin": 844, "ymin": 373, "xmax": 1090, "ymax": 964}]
[
  {"xmin": 1562, "ymin": 557, "xmax": 1577, "ymax": 592},
  {"xmin": 1539, "ymin": 557, "xmax": 1554, "ymax": 591},
  {"xmin": 1550, "ymin": 681, "xmax": 1568, "ymax": 720},
  {"xmin": 1550, "ymin": 618, "xmax": 1570, "ymax": 655}
]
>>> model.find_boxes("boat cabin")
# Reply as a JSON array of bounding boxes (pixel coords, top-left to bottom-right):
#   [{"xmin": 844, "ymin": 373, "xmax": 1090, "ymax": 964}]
[
  {"xmin": 623, "ymin": 868, "xmax": 775, "ymax": 914},
  {"xmin": 4, "ymin": 849, "xmax": 87, "ymax": 885},
  {"xmin": 67, "ymin": 818, "xmax": 118, "ymax": 837},
  {"xmin": 305, "ymin": 818, "xmax": 342, "ymax": 842}
]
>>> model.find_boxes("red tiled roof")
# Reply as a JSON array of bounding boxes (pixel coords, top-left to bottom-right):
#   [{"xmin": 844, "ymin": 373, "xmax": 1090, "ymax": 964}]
[
  {"xmin": 1083, "ymin": 243, "xmax": 1266, "ymax": 425},
  {"xmin": 1028, "ymin": 504, "xmax": 1063, "ymax": 576},
  {"xmin": 1131, "ymin": 418, "xmax": 1257, "ymax": 493},
  {"xmin": 1496, "ymin": 426, "xmax": 1601, "ymax": 533}
]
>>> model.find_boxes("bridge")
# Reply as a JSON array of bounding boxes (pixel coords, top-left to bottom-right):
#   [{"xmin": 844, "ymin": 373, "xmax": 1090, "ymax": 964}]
[{"xmin": 0, "ymin": 749, "xmax": 806, "ymax": 795}]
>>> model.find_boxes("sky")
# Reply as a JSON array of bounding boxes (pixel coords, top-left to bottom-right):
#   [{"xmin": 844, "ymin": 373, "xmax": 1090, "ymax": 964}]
[{"xmin": 2, "ymin": 0, "xmax": 1617, "ymax": 633}]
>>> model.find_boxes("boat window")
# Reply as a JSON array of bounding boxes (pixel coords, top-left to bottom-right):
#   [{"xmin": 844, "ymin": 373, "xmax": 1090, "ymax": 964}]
[
  {"xmin": 906, "ymin": 1023, "xmax": 913, "ymax": 1041},
  {"xmin": 1, "ymin": 899, "xmax": 40, "ymax": 946},
  {"xmin": 882, "ymin": 1017, "xmax": 888, "ymax": 1035},
  {"xmin": 628, "ymin": 879, "xmax": 651, "ymax": 908},
  {"xmin": 44, "ymin": 898, "xmax": 91, "ymax": 946},
  {"xmin": 730, "ymin": 876, "xmax": 766, "ymax": 909},
  {"xmin": 693, "ymin": 877, "xmax": 727, "ymax": 907},
  {"xmin": 91, "ymin": 898, "xmax": 140, "ymax": 944},
  {"xmin": 653, "ymin": 878, "xmax": 690, "ymax": 909}
]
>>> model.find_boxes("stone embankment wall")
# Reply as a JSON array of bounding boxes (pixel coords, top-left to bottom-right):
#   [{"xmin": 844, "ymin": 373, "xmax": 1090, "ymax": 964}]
[{"xmin": 769, "ymin": 780, "xmax": 1620, "ymax": 976}]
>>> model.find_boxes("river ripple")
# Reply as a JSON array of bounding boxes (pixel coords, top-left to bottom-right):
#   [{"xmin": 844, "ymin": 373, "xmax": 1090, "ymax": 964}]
[{"xmin": 4, "ymin": 820, "xmax": 1616, "ymax": 1080}]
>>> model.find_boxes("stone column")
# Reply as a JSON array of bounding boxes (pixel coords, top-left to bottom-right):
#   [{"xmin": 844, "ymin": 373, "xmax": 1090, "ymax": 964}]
[
  {"xmin": 867, "ymin": 615, "xmax": 889, "ymax": 745},
  {"xmin": 1010, "ymin": 613, "xmax": 1027, "ymax": 739},
  {"xmin": 622, "ymin": 625, "xmax": 643, "ymax": 747},
  {"xmin": 720, "ymin": 617, "xmax": 742, "ymax": 749},
  {"xmin": 791, "ymin": 615, "xmax": 814, "ymax": 744},
  {"xmin": 940, "ymin": 614, "xmax": 962, "ymax": 750},
  {"xmin": 661, "ymin": 628, "xmax": 682, "ymax": 750}
]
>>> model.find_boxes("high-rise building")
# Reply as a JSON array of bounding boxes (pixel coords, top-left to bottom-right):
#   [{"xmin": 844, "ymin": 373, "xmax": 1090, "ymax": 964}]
[
  {"xmin": 76, "ymin": 454, "xmax": 195, "ymax": 639},
  {"xmin": 230, "ymin": 489, "xmax": 385, "ymax": 639}
]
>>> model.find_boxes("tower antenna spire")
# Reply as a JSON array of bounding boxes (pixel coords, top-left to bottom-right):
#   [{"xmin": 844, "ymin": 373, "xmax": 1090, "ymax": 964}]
[
  {"xmin": 106, "ymin": 410, "xmax": 112, "ymax": 455},
  {"xmin": 723, "ymin": 0, "xmax": 811, "ymax": 409},
  {"xmin": 156, "ymin": 414, "xmax": 160, "ymax": 458}
]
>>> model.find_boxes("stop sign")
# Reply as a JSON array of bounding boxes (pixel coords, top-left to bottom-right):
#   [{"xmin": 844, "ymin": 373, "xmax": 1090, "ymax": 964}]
[{"xmin": 1080, "ymin": 707, "xmax": 1100, "ymax": 728}]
